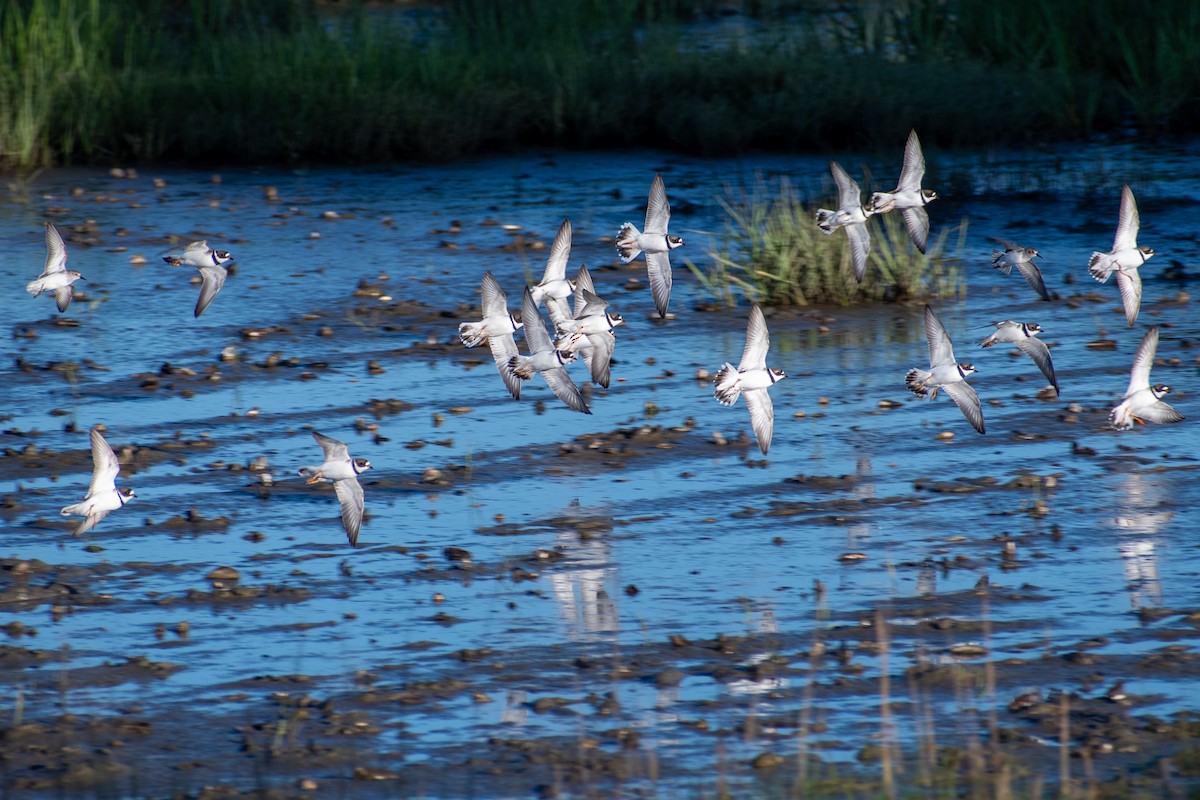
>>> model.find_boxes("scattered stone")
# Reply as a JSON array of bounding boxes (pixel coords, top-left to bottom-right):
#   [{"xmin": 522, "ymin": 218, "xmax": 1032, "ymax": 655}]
[
  {"xmin": 206, "ymin": 566, "xmax": 240, "ymax": 586},
  {"xmin": 752, "ymin": 752, "xmax": 784, "ymax": 770}
]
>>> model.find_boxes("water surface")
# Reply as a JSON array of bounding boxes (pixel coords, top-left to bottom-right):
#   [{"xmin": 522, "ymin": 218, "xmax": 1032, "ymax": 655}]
[{"xmin": 2, "ymin": 142, "xmax": 1200, "ymax": 796}]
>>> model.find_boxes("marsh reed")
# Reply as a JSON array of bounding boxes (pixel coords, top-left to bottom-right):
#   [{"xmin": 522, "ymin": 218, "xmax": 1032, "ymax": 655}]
[{"xmin": 3, "ymin": 0, "xmax": 1200, "ymax": 169}]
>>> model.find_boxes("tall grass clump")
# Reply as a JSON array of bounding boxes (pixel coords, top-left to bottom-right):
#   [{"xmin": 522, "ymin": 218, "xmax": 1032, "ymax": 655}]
[{"xmin": 690, "ymin": 178, "xmax": 964, "ymax": 307}]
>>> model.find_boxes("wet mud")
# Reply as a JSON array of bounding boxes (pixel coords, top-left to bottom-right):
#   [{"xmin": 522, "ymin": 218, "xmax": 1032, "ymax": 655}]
[{"xmin": 3, "ymin": 147, "xmax": 1200, "ymax": 796}]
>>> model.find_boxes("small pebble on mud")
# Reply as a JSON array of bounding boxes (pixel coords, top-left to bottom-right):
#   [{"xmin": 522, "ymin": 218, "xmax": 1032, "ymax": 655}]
[
  {"xmin": 752, "ymin": 752, "xmax": 784, "ymax": 770},
  {"xmin": 949, "ymin": 643, "xmax": 989, "ymax": 657},
  {"xmin": 206, "ymin": 566, "xmax": 240, "ymax": 587}
]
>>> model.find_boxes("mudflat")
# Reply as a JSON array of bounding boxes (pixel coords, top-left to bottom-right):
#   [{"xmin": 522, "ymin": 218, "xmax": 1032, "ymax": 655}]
[{"xmin": 3, "ymin": 149, "xmax": 1200, "ymax": 797}]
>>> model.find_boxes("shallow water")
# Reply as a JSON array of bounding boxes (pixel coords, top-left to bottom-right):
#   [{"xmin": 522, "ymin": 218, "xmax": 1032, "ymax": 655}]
[{"xmin": 3, "ymin": 141, "xmax": 1200, "ymax": 796}]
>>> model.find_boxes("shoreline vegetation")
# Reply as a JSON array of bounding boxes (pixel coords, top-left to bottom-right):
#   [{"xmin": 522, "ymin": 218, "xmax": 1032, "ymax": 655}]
[
  {"xmin": 688, "ymin": 178, "xmax": 967, "ymax": 306},
  {"xmin": 3, "ymin": 0, "xmax": 1200, "ymax": 171}
]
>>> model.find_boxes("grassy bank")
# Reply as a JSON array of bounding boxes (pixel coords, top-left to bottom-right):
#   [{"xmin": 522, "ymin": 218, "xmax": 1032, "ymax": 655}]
[{"xmin": 2, "ymin": 0, "xmax": 1199, "ymax": 169}]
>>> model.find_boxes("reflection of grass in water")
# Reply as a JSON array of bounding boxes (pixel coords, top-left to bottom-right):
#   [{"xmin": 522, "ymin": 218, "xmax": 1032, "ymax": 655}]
[
  {"xmin": 346, "ymin": 306, "xmax": 385, "ymax": 331},
  {"xmin": 688, "ymin": 178, "xmax": 965, "ymax": 307},
  {"xmin": 752, "ymin": 601, "xmax": 1097, "ymax": 799},
  {"xmin": 4, "ymin": 0, "xmax": 1200, "ymax": 168}
]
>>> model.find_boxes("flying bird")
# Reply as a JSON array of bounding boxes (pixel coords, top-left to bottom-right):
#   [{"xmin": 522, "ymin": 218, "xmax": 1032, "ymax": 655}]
[
  {"xmin": 552, "ymin": 265, "xmax": 624, "ymax": 388},
  {"xmin": 164, "ymin": 241, "xmax": 234, "ymax": 318},
  {"xmin": 906, "ymin": 305, "xmax": 984, "ymax": 434},
  {"xmin": 27, "ymin": 222, "xmax": 84, "ymax": 313},
  {"xmin": 298, "ymin": 431, "xmax": 372, "ymax": 547},
  {"xmin": 1110, "ymin": 326, "xmax": 1182, "ymax": 430},
  {"xmin": 615, "ymin": 173, "xmax": 684, "ymax": 318},
  {"xmin": 980, "ymin": 320, "xmax": 1059, "ymax": 394},
  {"xmin": 815, "ymin": 161, "xmax": 874, "ymax": 281},
  {"xmin": 991, "ymin": 239, "xmax": 1051, "ymax": 301},
  {"xmin": 509, "ymin": 287, "xmax": 590, "ymax": 414},
  {"xmin": 713, "ymin": 304, "xmax": 787, "ymax": 455},
  {"xmin": 60, "ymin": 427, "xmax": 136, "ymax": 536},
  {"xmin": 458, "ymin": 271, "xmax": 525, "ymax": 401},
  {"xmin": 869, "ymin": 130, "xmax": 938, "ymax": 253},
  {"xmin": 529, "ymin": 219, "xmax": 576, "ymax": 319},
  {"xmin": 1087, "ymin": 185, "xmax": 1154, "ymax": 327}
]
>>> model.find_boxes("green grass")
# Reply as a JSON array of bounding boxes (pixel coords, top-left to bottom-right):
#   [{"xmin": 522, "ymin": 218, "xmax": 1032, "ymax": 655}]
[
  {"xmin": 688, "ymin": 177, "xmax": 965, "ymax": 307},
  {"xmin": 2, "ymin": 0, "xmax": 1200, "ymax": 169},
  {"xmin": 956, "ymin": 0, "xmax": 1200, "ymax": 135}
]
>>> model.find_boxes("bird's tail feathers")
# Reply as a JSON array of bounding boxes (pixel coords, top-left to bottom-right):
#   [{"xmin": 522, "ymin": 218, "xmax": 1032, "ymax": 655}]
[
  {"xmin": 1109, "ymin": 403, "xmax": 1134, "ymax": 430},
  {"xmin": 553, "ymin": 318, "xmax": 581, "ymax": 340},
  {"xmin": 297, "ymin": 467, "xmax": 326, "ymax": 482},
  {"xmin": 814, "ymin": 209, "xmax": 839, "ymax": 234},
  {"xmin": 713, "ymin": 363, "xmax": 742, "ymax": 406},
  {"xmin": 1087, "ymin": 253, "xmax": 1113, "ymax": 282},
  {"xmin": 554, "ymin": 331, "xmax": 588, "ymax": 353},
  {"xmin": 615, "ymin": 223, "xmax": 642, "ymax": 262},
  {"xmin": 905, "ymin": 368, "xmax": 931, "ymax": 398},
  {"xmin": 508, "ymin": 355, "xmax": 536, "ymax": 380},
  {"xmin": 458, "ymin": 321, "xmax": 487, "ymax": 348}
]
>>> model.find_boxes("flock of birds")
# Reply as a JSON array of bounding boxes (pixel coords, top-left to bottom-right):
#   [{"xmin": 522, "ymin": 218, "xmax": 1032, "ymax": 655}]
[
  {"xmin": 22, "ymin": 130, "xmax": 1184, "ymax": 546},
  {"xmin": 815, "ymin": 130, "xmax": 1180, "ymax": 438},
  {"xmin": 25, "ymin": 231, "xmax": 239, "ymax": 537}
]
